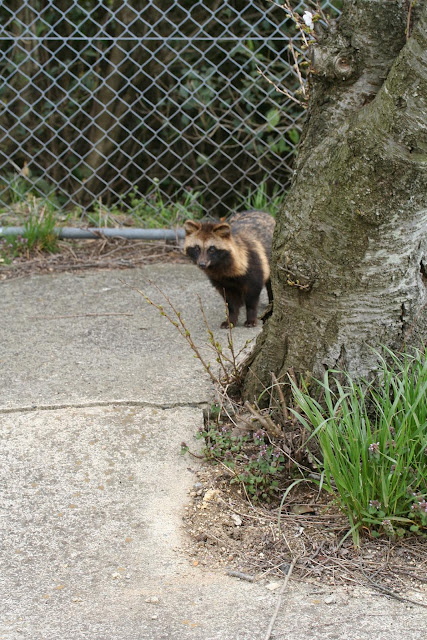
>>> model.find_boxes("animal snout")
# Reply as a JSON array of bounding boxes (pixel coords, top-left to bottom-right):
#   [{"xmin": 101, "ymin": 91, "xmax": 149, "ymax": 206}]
[{"xmin": 198, "ymin": 260, "xmax": 209, "ymax": 270}]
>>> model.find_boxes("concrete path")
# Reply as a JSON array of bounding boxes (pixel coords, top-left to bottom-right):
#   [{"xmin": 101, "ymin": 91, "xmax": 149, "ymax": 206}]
[{"xmin": 1, "ymin": 264, "xmax": 426, "ymax": 639}]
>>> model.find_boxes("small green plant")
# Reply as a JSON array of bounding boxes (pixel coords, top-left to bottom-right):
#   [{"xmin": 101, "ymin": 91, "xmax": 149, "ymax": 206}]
[
  {"xmin": 0, "ymin": 198, "xmax": 60, "ymax": 260},
  {"xmin": 85, "ymin": 198, "xmax": 123, "ymax": 228},
  {"xmin": 129, "ymin": 180, "xmax": 203, "ymax": 227},
  {"xmin": 239, "ymin": 181, "xmax": 284, "ymax": 217},
  {"xmin": 0, "ymin": 168, "xmax": 64, "ymax": 211},
  {"xmin": 23, "ymin": 201, "xmax": 59, "ymax": 253},
  {"xmin": 128, "ymin": 279, "xmax": 288, "ymax": 500},
  {"xmin": 290, "ymin": 347, "xmax": 427, "ymax": 545},
  {"xmin": 0, "ymin": 234, "xmax": 29, "ymax": 263},
  {"xmin": 4, "ymin": 173, "xmax": 32, "ymax": 204},
  {"xmin": 197, "ymin": 412, "xmax": 286, "ymax": 501}
]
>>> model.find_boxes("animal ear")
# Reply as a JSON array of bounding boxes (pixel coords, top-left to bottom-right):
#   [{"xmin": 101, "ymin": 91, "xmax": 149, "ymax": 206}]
[
  {"xmin": 184, "ymin": 220, "xmax": 201, "ymax": 235},
  {"xmin": 212, "ymin": 222, "xmax": 231, "ymax": 238}
]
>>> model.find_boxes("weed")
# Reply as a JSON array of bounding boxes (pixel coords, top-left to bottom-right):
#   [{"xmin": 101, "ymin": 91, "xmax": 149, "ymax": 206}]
[
  {"xmin": 0, "ymin": 235, "xmax": 29, "ymax": 263},
  {"xmin": 23, "ymin": 201, "xmax": 59, "ymax": 253},
  {"xmin": 127, "ymin": 279, "xmax": 292, "ymax": 500},
  {"xmin": 4, "ymin": 173, "xmax": 32, "ymax": 204},
  {"xmin": 0, "ymin": 197, "xmax": 59, "ymax": 259},
  {"xmin": 239, "ymin": 182, "xmax": 284, "ymax": 217},
  {"xmin": 196, "ymin": 409, "xmax": 286, "ymax": 502},
  {"xmin": 75, "ymin": 181, "xmax": 204, "ymax": 229},
  {"xmin": 290, "ymin": 347, "xmax": 427, "ymax": 545},
  {"xmin": 85, "ymin": 198, "xmax": 123, "ymax": 228},
  {"xmin": 129, "ymin": 180, "xmax": 203, "ymax": 227},
  {"xmin": 0, "ymin": 166, "xmax": 63, "ymax": 212},
  {"xmin": 1, "ymin": 172, "xmax": 285, "ymax": 230},
  {"xmin": 0, "ymin": 166, "xmax": 63, "ymax": 256}
]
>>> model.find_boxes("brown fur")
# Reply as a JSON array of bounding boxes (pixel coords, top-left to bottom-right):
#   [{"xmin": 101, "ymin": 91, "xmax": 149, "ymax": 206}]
[{"xmin": 184, "ymin": 211, "xmax": 275, "ymax": 327}]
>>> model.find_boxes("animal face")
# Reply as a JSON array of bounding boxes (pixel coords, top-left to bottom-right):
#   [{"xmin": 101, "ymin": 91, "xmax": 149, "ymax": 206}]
[{"xmin": 184, "ymin": 220, "xmax": 233, "ymax": 272}]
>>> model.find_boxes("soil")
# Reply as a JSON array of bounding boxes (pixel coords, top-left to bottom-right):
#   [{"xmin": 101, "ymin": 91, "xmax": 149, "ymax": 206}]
[{"xmin": 183, "ymin": 464, "xmax": 427, "ymax": 604}]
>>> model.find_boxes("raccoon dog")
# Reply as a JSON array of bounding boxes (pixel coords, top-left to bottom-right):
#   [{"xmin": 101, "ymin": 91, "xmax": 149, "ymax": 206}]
[{"xmin": 184, "ymin": 210, "xmax": 275, "ymax": 328}]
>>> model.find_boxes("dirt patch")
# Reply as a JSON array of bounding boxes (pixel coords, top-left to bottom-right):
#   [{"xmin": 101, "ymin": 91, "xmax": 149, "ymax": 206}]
[
  {"xmin": 183, "ymin": 464, "xmax": 427, "ymax": 605},
  {"xmin": 0, "ymin": 237, "xmax": 187, "ymax": 281}
]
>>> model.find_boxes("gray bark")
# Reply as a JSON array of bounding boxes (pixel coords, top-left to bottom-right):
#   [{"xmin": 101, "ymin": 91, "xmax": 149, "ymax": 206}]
[
  {"xmin": 84, "ymin": 3, "xmax": 139, "ymax": 198},
  {"xmin": 243, "ymin": 0, "xmax": 427, "ymax": 399},
  {"xmin": 11, "ymin": 1, "xmax": 40, "ymax": 122}
]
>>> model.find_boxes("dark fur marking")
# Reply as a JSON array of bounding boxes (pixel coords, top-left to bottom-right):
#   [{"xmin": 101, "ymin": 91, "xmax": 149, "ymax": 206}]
[{"xmin": 186, "ymin": 246, "xmax": 200, "ymax": 263}]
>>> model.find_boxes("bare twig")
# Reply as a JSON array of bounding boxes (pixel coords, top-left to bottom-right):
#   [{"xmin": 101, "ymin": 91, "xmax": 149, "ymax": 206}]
[
  {"xmin": 197, "ymin": 295, "xmax": 244, "ymax": 385},
  {"xmin": 244, "ymin": 400, "xmax": 282, "ymax": 437},
  {"xmin": 270, "ymin": 371, "xmax": 289, "ymax": 421},
  {"xmin": 226, "ymin": 569, "xmax": 255, "ymax": 582},
  {"xmin": 263, "ymin": 556, "xmax": 298, "ymax": 640},
  {"xmin": 257, "ymin": 66, "xmax": 306, "ymax": 107},
  {"xmin": 224, "ymin": 300, "xmax": 242, "ymax": 377},
  {"xmin": 289, "ymin": 40, "xmax": 306, "ymax": 98},
  {"xmin": 393, "ymin": 568, "xmax": 427, "ymax": 584},
  {"xmin": 122, "ymin": 278, "xmax": 220, "ymax": 386},
  {"xmin": 360, "ymin": 566, "xmax": 427, "ymax": 609},
  {"xmin": 198, "ymin": 296, "xmax": 233, "ymax": 383},
  {"xmin": 287, "ymin": 366, "xmax": 296, "ymax": 386},
  {"xmin": 267, "ymin": 0, "xmax": 311, "ymax": 47},
  {"xmin": 30, "ymin": 312, "xmax": 133, "ymax": 319}
]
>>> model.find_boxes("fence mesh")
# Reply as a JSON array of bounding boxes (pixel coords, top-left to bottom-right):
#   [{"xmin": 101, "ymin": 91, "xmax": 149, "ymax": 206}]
[{"xmin": 0, "ymin": 1, "xmax": 340, "ymax": 223}]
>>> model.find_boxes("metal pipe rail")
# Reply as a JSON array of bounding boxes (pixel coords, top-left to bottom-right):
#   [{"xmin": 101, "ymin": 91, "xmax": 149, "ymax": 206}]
[{"xmin": 0, "ymin": 227, "xmax": 185, "ymax": 241}]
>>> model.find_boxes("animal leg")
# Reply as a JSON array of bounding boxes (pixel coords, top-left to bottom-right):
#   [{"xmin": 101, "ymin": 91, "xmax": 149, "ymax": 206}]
[
  {"xmin": 221, "ymin": 291, "xmax": 242, "ymax": 328},
  {"xmin": 244, "ymin": 288, "xmax": 262, "ymax": 327}
]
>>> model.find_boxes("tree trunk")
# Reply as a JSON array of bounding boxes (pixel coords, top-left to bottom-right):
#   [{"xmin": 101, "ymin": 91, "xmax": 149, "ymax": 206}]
[
  {"xmin": 83, "ymin": 2, "xmax": 139, "ymax": 200},
  {"xmin": 11, "ymin": 1, "xmax": 40, "ymax": 123},
  {"xmin": 242, "ymin": 0, "xmax": 427, "ymax": 400}
]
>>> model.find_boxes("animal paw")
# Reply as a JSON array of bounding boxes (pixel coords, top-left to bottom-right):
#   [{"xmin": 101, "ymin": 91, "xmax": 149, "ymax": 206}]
[
  {"xmin": 244, "ymin": 320, "xmax": 258, "ymax": 327},
  {"xmin": 221, "ymin": 320, "xmax": 235, "ymax": 329}
]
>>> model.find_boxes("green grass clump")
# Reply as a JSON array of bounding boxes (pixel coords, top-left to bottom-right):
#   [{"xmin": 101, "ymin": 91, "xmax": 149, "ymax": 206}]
[
  {"xmin": 83, "ymin": 181, "xmax": 205, "ymax": 228},
  {"xmin": 290, "ymin": 348, "xmax": 427, "ymax": 545},
  {"xmin": 239, "ymin": 181, "xmax": 284, "ymax": 217},
  {"xmin": 23, "ymin": 205, "xmax": 59, "ymax": 253},
  {"xmin": 0, "ymin": 199, "xmax": 59, "ymax": 261},
  {"xmin": 128, "ymin": 180, "xmax": 203, "ymax": 227}
]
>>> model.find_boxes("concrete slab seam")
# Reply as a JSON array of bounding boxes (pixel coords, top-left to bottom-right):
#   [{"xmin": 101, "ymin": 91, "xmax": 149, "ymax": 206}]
[{"xmin": 0, "ymin": 399, "xmax": 210, "ymax": 414}]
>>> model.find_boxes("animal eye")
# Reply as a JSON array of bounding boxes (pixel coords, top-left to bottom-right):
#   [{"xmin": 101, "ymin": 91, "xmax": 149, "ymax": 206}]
[
  {"xmin": 193, "ymin": 245, "xmax": 201, "ymax": 254},
  {"xmin": 207, "ymin": 247, "xmax": 216, "ymax": 254}
]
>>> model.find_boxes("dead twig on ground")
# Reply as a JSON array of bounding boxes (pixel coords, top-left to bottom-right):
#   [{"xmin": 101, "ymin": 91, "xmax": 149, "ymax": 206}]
[
  {"xmin": 270, "ymin": 371, "xmax": 289, "ymax": 422},
  {"xmin": 263, "ymin": 556, "xmax": 298, "ymax": 640},
  {"xmin": 360, "ymin": 566, "xmax": 427, "ymax": 609},
  {"xmin": 226, "ymin": 570, "xmax": 255, "ymax": 583},
  {"xmin": 29, "ymin": 312, "xmax": 133, "ymax": 319},
  {"xmin": 244, "ymin": 400, "xmax": 282, "ymax": 437}
]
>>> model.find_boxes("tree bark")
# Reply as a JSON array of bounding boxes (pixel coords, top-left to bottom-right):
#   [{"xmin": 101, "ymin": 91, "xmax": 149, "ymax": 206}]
[
  {"xmin": 242, "ymin": 0, "xmax": 427, "ymax": 400},
  {"xmin": 83, "ymin": 2, "xmax": 139, "ymax": 200},
  {"xmin": 10, "ymin": 1, "xmax": 40, "ymax": 123}
]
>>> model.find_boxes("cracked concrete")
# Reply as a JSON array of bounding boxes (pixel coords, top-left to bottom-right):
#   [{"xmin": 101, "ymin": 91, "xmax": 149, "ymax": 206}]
[
  {"xmin": 1, "ymin": 264, "xmax": 426, "ymax": 639},
  {"xmin": 0, "ymin": 265, "xmax": 221, "ymax": 409}
]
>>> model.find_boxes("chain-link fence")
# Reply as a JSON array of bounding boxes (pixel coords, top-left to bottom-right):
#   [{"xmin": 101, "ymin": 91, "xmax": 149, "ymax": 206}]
[{"xmin": 0, "ymin": 1, "xmax": 340, "ymax": 224}]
